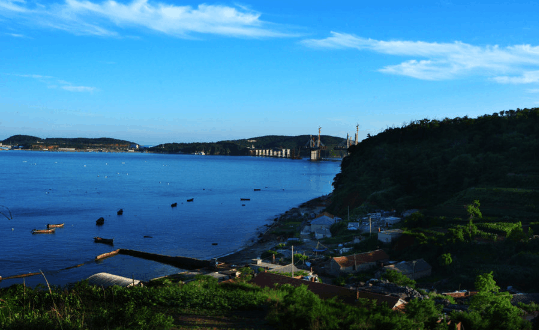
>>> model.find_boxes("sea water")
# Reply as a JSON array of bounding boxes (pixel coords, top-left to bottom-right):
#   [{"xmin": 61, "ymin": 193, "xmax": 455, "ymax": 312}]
[{"xmin": 0, "ymin": 151, "xmax": 340, "ymax": 287}]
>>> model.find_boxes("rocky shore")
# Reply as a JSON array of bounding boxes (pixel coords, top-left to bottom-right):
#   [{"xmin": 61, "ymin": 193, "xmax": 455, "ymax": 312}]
[{"xmin": 216, "ymin": 194, "xmax": 331, "ymax": 265}]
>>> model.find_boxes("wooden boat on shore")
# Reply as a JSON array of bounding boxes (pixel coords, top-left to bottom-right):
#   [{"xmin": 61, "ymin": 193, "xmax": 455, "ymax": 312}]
[
  {"xmin": 94, "ymin": 237, "xmax": 114, "ymax": 245},
  {"xmin": 96, "ymin": 217, "xmax": 105, "ymax": 225},
  {"xmin": 32, "ymin": 228, "xmax": 55, "ymax": 234},
  {"xmin": 47, "ymin": 223, "xmax": 64, "ymax": 229}
]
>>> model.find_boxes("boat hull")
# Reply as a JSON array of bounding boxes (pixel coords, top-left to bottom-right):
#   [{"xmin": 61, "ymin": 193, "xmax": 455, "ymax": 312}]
[
  {"xmin": 32, "ymin": 228, "xmax": 55, "ymax": 234},
  {"xmin": 94, "ymin": 237, "xmax": 114, "ymax": 245}
]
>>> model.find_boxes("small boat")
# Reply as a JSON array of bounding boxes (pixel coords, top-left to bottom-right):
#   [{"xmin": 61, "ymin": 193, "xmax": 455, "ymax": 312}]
[
  {"xmin": 171, "ymin": 202, "xmax": 178, "ymax": 207},
  {"xmin": 32, "ymin": 228, "xmax": 55, "ymax": 234},
  {"xmin": 47, "ymin": 223, "xmax": 64, "ymax": 229},
  {"xmin": 187, "ymin": 198, "xmax": 194, "ymax": 202},
  {"xmin": 240, "ymin": 198, "xmax": 250, "ymax": 201},
  {"xmin": 254, "ymin": 189, "xmax": 261, "ymax": 191},
  {"xmin": 212, "ymin": 243, "xmax": 218, "ymax": 245},
  {"xmin": 96, "ymin": 217, "xmax": 105, "ymax": 225},
  {"xmin": 94, "ymin": 237, "xmax": 114, "ymax": 245},
  {"xmin": 117, "ymin": 209, "xmax": 123, "ymax": 215}
]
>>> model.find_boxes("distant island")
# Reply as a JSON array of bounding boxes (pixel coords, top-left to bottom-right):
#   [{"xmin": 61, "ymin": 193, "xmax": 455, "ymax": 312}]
[{"xmin": 0, "ymin": 134, "xmax": 348, "ymax": 158}]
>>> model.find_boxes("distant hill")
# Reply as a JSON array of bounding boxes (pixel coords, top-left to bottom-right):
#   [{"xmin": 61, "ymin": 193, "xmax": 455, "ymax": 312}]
[
  {"xmin": 328, "ymin": 108, "xmax": 539, "ymax": 219},
  {"xmin": 1, "ymin": 135, "xmax": 137, "ymax": 150},
  {"xmin": 148, "ymin": 135, "xmax": 347, "ymax": 157}
]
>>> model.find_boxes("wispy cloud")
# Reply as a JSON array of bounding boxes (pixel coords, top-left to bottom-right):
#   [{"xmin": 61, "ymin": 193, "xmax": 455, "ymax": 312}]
[
  {"xmin": 6, "ymin": 32, "xmax": 27, "ymax": 37},
  {"xmin": 0, "ymin": 0, "xmax": 290, "ymax": 38},
  {"xmin": 5, "ymin": 73, "xmax": 98, "ymax": 92},
  {"xmin": 302, "ymin": 32, "xmax": 539, "ymax": 84}
]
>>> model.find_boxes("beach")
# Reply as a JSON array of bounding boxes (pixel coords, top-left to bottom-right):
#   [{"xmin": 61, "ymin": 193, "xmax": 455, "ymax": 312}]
[{"xmin": 217, "ymin": 195, "xmax": 330, "ymax": 266}]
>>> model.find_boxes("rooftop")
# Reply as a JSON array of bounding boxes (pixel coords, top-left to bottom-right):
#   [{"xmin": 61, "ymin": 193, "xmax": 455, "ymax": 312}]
[{"xmin": 333, "ymin": 249, "xmax": 389, "ymax": 268}]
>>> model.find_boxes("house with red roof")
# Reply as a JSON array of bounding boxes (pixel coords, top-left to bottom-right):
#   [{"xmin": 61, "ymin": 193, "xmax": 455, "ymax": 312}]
[{"xmin": 329, "ymin": 249, "xmax": 389, "ymax": 276}]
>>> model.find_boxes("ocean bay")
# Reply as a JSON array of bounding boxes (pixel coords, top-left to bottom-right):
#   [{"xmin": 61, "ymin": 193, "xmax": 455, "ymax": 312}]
[{"xmin": 0, "ymin": 151, "xmax": 340, "ymax": 288}]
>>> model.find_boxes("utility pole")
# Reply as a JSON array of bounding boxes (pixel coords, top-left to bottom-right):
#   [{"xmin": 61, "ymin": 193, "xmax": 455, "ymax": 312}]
[
  {"xmin": 369, "ymin": 216, "xmax": 372, "ymax": 236},
  {"xmin": 291, "ymin": 245, "xmax": 294, "ymax": 278}
]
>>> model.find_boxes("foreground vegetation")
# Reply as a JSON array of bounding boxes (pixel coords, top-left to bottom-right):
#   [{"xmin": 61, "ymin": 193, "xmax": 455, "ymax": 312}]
[{"xmin": 1, "ymin": 272, "xmax": 535, "ymax": 330}]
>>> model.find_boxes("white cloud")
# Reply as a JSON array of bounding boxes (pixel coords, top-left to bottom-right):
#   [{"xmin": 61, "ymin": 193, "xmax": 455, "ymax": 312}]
[
  {"xmin": 61, "ymin": 85, "xmax": 97, "ymax": 92},
  {"xmin": 5, "ymin": 73, "xmax": 97, "ymax": 92},
  {"xmin": 302, "ymin": 32, "xmax": 539, "ymax": 84},
  {"xmin": 6, "ymin": 32, "xmax": 26, "ymax": 37},
  {"xmin": 0, "ymin": 0, "xmax": 290, "ymax": 38},
  {"xmin": 492, "ymin": 70, "xmax": 539, "ymax": 84},
  {"xmin": 526, "ymin": 88, "xmax": 539, "ymax": 93}
]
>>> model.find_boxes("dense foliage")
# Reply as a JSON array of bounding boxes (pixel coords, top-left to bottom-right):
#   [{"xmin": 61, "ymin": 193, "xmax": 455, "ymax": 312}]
[
  {"xmin": 3, "ymin": 273, "xmax": 535, "ymax": 329},
  {"xmin": 148, "ymin": 135, "xmax": 346, "ymax": 157},
  {"xmin": 329, "ymin": 108, "xmax": 539, "ymax": 216}
]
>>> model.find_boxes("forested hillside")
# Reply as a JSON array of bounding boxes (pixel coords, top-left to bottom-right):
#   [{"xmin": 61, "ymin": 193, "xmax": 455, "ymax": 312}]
[
  {"xmin": 2, "ymin": 135, "xmax": 135, "ymax": 149},
  {"xmin": 149, "ymin": 135, "xmax": 346, "ymax": 157},
  {"xmin": 329, "ymin": 108, "xmax": 539, "ymax": 218}
]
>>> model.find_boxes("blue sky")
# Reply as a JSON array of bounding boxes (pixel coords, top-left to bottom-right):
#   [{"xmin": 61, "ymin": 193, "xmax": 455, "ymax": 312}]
[{"xmin": 2, "ymin": 0, "xmax": 539, "ymax": 145}]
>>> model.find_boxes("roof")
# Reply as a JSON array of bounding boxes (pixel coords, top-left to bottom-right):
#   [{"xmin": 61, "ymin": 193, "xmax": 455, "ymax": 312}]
[
  {"xmin": 315, "ymin": 211, "xmax": 335, "ymax": 219},
  {"xmin": 384, "ymin": 259, "xmax": 431, "ymax": 274},
  {"xmin": 311, "ymin": 215, "xmax": 334, "ymax": 226},
  {"xmin": 379, "ymin": 229, "xmax": 404, "ymax": 235},
  {"xmin": 87, "ymin": 272, "xmax": 142, "ymax": 287},
  {"xmin": 250, "ymin": 272, "xmax": 403, "ymax": 309},
  {"xmin": 251, "ymin": 272, "xmax": 356, "ymax": 304},
  {"xmin": 333, "ymin": 249, "xmax": 389, "ymax": 268}
]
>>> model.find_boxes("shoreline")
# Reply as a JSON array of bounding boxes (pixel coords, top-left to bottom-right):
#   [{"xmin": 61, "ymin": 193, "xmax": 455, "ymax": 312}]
[{"xmin": 215, "ymin": 194, "xmax": 331, "ymax": 265}]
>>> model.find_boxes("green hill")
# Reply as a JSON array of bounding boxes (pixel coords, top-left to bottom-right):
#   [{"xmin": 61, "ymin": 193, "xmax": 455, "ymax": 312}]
[
  {"xmin": 1, "ymin": 135, "xmax": 136, "ymax": 150},
  {"xmin": 328, "ymin": 108, "xmax": 539, "ymax": 219},
  {"xmin": 148, "ymin": 135, "xmax": 347, "ymax": 157}
]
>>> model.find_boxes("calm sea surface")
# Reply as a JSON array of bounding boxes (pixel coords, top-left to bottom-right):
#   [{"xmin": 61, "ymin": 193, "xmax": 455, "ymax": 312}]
[{"xmin": 0, "ymin": 151, "xmax": 340, "ymax": 288}]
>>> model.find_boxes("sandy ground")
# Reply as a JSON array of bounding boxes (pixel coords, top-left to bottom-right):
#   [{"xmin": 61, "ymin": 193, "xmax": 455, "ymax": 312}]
[{"xmin": 217, "ymin": 195, "xmax": 331, "ymax": 266}]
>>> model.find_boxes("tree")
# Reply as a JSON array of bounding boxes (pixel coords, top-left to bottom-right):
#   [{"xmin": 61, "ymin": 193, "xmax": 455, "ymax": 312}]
[
  {"xmin": 466, "ymin": 200, "xmax": 482, "ymax": 220},
  {"xmin": 405, "ymin": 298, "xmax": 443, "ymax": 329},
  {"xmin": 438, "ymin": 253, "xmax": 452, "ymax": 267},
  {"xmin": 382, "ymin": 269, "xmax": 416, "ymax": 288},
  {"xmin": 469, "ymin": 272, "xmax": 529, "ymax": 330}
]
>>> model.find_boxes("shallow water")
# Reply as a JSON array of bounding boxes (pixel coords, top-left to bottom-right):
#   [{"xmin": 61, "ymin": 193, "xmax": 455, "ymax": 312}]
[{"xmin": 0, "ymin": 151, "xmax": 340, "ymax": 287}]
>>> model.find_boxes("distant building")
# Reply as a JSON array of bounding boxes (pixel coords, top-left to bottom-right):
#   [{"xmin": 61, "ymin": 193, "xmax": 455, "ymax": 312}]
[
  {"xmin": 329, "ymin": 249, "xmax": 389, "ymax": 276},
  {"xmin": 314, "ymin": 228, "xmax": 332, "ymax": 239},
  {"xmin": 249, "ymin": 259, "xmax": 302, "ymax": 275},
  {"xmin": 382, "ymin": 216, "xmax": 401, "ymax": 226},
  {"xmin": 381, "ymin": 259, "xmax": 432, "ymax": 280},
  {"xmin": 310, "ymin": 215, "xmax": 334, "ymax": 232},
  {"xmin": 378, "ymin": 229, "xmax": 404, "ymax": 243}
]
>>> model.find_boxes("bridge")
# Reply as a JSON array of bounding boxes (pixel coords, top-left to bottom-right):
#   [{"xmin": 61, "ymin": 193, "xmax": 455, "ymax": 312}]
[{"xmin": 305, "ymin": 127, "xmax": 327, "ymax": 160}]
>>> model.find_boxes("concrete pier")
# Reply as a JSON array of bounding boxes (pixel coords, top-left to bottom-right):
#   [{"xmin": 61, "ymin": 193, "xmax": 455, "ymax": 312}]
[{"xmin": 118, "ymin": 249, "xmax": 212, "ymax": 270}]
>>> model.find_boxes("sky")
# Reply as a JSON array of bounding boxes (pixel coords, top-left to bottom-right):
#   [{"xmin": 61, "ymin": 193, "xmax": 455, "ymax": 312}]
[{"xmin": 2, "ymin": 0, "xmax": 539, "ymax": 145}]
